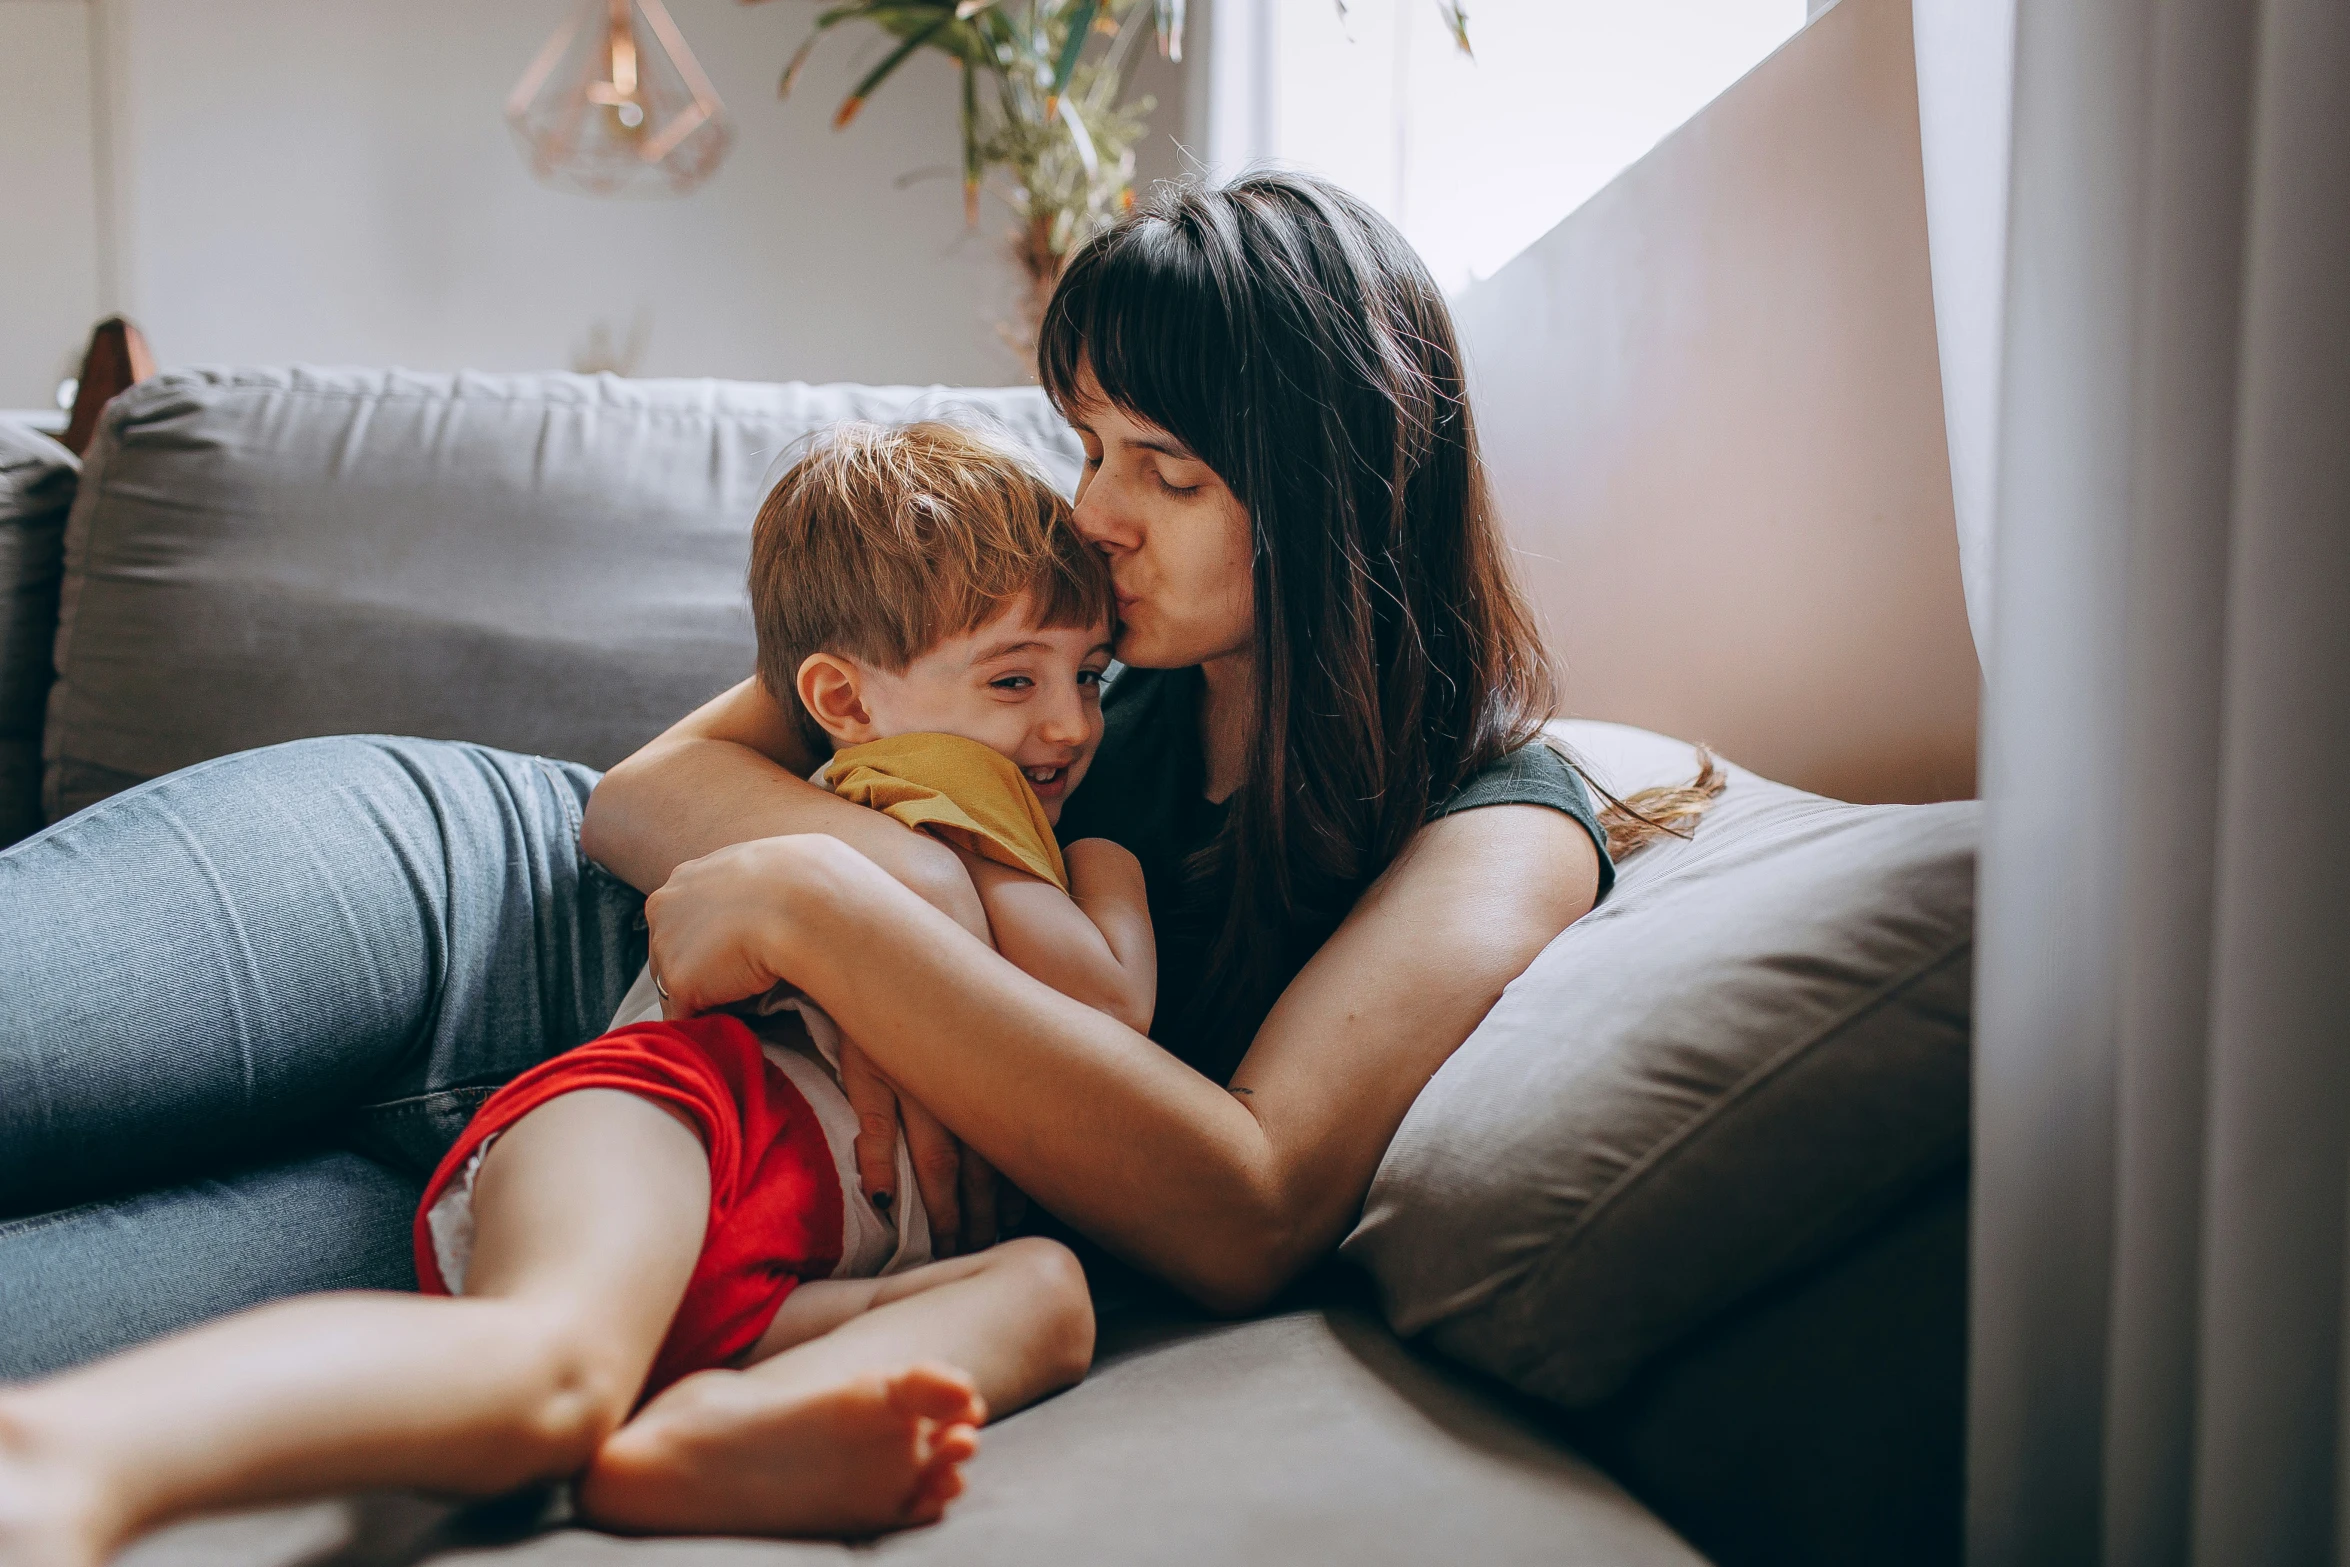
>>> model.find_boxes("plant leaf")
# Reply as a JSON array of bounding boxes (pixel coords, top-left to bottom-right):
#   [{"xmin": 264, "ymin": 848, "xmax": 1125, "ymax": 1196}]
[
  {"xmin": 961, "ymin": 58, "xmax": 982, "ymax": 224},
  {"xmin": 1154, "ymin": 0, "xmax": 1185, "ymax": 61},
  {"xmin": 1048, "ymin": 0, "xmax": 1099, "ymax": 114},
  {"xmin": 778, "ymin": 31, "xmax": 822, "ymax": 96},
  {"xmin": 1331, "ymin": 0, "xmax": 1469, "ymax": 55},
  {"xmin": 1436, "ymin": 0, "xmax": 1471, "ymax": 56},
  {"xmin": 834, "ymin": 12, "xmax": 955, "ymax": 128},
  {"xmin": 1057, "ymin": 91, "xmax": 1099, "ymax": 179},
  {"xmin": 779, "ymin": 3, "xmax": 887, "ymax": 97}
]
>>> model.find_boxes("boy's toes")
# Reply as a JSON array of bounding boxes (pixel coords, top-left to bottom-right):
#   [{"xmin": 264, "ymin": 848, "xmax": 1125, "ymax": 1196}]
[
  {"xmin": 904, "ymin": 1472, "xmax": 961, "ymax": 1527},
  {"xmin": 922, "ymin": 1421, "xmax": 980, "ymax": 1470},
  {"xmin": 904, "ymin": 1430, "xmax": 973, "ymax": 1525},
  {"xmin": 886, "ymin": 1365, "xmax": 984, "ymax": 1427}
]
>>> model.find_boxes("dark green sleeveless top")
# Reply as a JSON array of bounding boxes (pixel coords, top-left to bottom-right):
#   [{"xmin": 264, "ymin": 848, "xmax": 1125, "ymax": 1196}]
[{"xmin": 1056, "ymin": 665, "xmax": 1613, "ymax": 1083}]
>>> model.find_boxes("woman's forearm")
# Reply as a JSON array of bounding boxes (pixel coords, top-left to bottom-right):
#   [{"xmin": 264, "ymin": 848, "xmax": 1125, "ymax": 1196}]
[
  {"xmin": 582, "ymin": 681, "xmax": 986, "ymax": 938},
  {"xmin": 643, "ymin": 805, "xmax": 1598, "ymax": 1312},
  {"xmin": 657, "ymin": 836, "xmax": 1289, "ymax": 1310},
  {"xmin": 817, "ymin": 900, "xmax": 1286, "ymax": 1310}
]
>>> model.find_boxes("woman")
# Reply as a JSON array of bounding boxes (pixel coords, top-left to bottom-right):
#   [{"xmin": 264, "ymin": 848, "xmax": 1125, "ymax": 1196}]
[
  {"xmin": 0, "ymin": 174, "xmax": 1660, "ymax": 1385},
  {"xmin": 581, "ymin": 171, "xmax": 1626, "ymax": 1313}
]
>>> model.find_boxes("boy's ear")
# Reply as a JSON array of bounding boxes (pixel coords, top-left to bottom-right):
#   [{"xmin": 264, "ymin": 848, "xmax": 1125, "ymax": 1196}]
[{"xmin": 796, "ymin": 653, "xmax": 880, "ymax": 747}]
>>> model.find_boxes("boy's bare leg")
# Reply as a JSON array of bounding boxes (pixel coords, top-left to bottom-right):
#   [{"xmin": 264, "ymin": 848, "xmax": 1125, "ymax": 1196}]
[
  {"xmin": 0, "ymin": 1091, "xmax": 706, "ymax": 1567},
  {"xmin": 578, "ymin": 1237, "xmax": 1094, "ymax": 1537}
]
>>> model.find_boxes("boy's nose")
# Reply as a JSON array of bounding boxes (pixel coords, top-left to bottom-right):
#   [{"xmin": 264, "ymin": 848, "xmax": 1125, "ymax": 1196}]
[{"xmin": 1035, "ymin": 692, "xmax": 1088, "ymax": 746}]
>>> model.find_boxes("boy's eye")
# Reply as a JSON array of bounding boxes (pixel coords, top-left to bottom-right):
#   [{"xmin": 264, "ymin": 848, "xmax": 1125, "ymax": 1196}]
[
  {"xmin": 1077, "ymin": 668, "xmax": 1105, "ymax": 688},
  {"xmin": 989, "ymin": 674, "xmax": 1033, "ymax": 692}
]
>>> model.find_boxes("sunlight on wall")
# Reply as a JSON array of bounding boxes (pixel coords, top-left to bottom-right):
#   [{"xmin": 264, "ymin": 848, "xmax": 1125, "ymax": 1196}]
[{"xmin": 1269, "ymin": 0, "xmax": 1810, "ymax": 293}]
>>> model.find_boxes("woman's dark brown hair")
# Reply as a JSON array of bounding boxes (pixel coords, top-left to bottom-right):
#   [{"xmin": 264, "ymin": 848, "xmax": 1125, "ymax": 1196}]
[{"xmin": 1038, "ymin": 172, "xmax": 1562, "ymax": 1035}]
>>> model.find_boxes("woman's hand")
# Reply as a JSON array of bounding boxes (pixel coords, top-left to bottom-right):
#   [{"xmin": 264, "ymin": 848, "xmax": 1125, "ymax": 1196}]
[
  {"xmin": 584, "ymin": 678, "xmax": 988, "ymax": 931},
  {"xmin": 646, "ymin": 834, "xmax": 1013, "ymax": 1254},
  {"xmin": 643, "ymin": 838, "xmax": 807, "ymax": 1017},
  {"xmin": 836, "ymin": 1037, "xmax": 1008, "ymax": 1256},
  {"xmin": 751, "ymin": 802, "xmax": 1598, "ymax": 1313}
]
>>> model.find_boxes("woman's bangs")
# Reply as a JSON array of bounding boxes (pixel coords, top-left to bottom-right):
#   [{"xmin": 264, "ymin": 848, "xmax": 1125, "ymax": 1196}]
[{"xmin": 1038, "ymin": 215, "xmax": 1232, "ymax": 471}]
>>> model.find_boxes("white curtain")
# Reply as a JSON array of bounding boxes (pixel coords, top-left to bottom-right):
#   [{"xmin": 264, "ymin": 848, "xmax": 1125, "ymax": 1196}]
[
  {"xmin": 1186, "ymin": 0, "xmax": 1273, "ymax": 187},
  {"xmin": 1910, "ymin": 0, "xmax": 2017, "ymax": 664},
  {"xmin": 1969, "ymin": 0, "xmax": 2350, "ymax": 1561}
]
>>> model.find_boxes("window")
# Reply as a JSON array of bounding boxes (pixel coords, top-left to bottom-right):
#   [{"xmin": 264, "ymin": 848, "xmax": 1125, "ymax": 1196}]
[{"xmin": 1205, "ymin": 0, "xmax": 1810, "ymax": 293}]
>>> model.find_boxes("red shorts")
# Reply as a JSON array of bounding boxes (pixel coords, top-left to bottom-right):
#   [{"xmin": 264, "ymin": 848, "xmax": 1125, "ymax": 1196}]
[{"xmin": 413, "ymin": 1015, "xmax": 845, "ymax": 1397}]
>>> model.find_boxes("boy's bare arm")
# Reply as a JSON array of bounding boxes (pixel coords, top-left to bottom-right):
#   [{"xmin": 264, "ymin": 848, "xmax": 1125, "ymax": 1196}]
[{"xmin": 951, "ymin": 841, "xmax": 1155, "ymax": 1034}]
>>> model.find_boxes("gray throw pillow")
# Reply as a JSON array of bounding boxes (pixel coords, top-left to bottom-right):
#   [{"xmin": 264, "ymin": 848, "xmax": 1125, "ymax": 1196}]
[
  {"xmin": 1343, "ymin": 720, "xmax": 1974, "ymax": 1407},
  {"xmin": 0, "ymin": 423, "xmax": 76, "ymax": 847},
  {"xmin": 45, "ymin": 367, "xmax": 1080, "ymax": 823}
]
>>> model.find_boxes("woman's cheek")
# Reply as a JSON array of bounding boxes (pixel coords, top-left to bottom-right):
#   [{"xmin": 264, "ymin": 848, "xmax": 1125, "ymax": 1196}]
[{"xmin": 1213, "ymin": 499, "xmax": 1257, "ymax": 640}]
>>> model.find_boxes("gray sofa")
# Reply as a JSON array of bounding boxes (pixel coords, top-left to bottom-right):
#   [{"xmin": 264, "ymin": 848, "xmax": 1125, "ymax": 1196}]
[{"xmin": 0, "ymin": 370, "xmax": 1972, "ymax": 1566}]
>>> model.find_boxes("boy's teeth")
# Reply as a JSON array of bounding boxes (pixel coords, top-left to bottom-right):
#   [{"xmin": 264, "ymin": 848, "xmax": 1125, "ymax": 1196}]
[{"xmin": 1026, "ymin": 766, "xmax": 1060, "ymax": 783}]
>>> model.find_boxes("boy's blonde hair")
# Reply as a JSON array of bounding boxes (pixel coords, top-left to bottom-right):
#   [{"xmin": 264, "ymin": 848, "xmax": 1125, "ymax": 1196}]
[{"xmin": 749, "ymin": 421, "xmax": 1112, "ymax": 754}]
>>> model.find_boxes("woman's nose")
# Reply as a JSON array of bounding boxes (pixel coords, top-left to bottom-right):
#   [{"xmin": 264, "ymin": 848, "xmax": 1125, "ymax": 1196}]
[{"xmin": 1072, "ymin": 479, "xmax": 1139, "ymax": 553}]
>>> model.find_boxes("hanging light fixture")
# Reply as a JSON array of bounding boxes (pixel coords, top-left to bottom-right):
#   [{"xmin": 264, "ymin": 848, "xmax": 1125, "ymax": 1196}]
[{"xmin": 506, "ymin": 0, "xmax": 733, "ymax": 197}]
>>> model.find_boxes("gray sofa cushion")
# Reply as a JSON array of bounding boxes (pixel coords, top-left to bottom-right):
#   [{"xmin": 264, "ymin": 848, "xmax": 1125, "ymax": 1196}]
[
  {"xmin": 1345, "ymin": 719, "xmax": 1974, "ymax": 1408},
  {"xmin": 0, "ymin": 422, "xmax": 76, "ymax": 846},
  {"xmin": 45, "ymin": 367, "xmax": 1080, "ymax": 823},
  {"xmin": 116, "ymin": 1299, "xmax": 1707, "ymax": 1567}
]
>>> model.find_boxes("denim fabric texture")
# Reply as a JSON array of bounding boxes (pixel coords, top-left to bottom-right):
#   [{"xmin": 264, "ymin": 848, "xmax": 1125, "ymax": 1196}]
[
  {"xmin": 0, "ymin": 735, "xmax": 643, "ymax": 1374},
  {"xmin": 0, "ymin": 1150, "xmax": 426, "ymax": 1379}
]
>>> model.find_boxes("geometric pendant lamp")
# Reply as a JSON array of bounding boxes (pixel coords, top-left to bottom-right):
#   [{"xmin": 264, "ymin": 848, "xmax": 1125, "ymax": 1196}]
[{"xmin": 506, "ymin": 0, "xmax": 733, "ymax": 197}]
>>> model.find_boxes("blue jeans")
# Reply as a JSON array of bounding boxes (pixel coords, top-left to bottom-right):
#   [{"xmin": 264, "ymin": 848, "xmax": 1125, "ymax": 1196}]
[{"xmin": 0, "ymin": 737, "xmax": 644, "ymax": 1379}]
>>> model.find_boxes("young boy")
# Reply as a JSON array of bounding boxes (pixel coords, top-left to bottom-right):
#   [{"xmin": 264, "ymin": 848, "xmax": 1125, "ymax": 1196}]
[{"xmin": 0, "ymin": 423, "xmax": 1150, "ymax": 1564}]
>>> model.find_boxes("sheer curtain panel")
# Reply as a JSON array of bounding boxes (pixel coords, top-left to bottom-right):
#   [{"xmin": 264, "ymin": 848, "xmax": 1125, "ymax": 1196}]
[{"xmin": 1970, "ymin": 0, "xmax": 2350, "ymax": 1560}]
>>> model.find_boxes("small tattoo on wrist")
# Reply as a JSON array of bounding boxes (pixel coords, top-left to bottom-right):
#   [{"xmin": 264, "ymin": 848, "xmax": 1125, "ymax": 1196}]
[{"xmin": 1230, "ymin": 1086, "xmax": 1254, "ymax": 1097}]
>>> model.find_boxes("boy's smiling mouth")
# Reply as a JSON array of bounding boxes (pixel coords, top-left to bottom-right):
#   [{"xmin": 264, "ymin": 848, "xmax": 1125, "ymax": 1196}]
[{"xmin": 1023, "ymin": 763, "xmax": 1074, "ymax": 798}]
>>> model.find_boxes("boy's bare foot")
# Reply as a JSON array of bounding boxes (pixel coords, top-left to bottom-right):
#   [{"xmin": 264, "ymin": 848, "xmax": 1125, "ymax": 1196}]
[
  {"xmin": 577, "ymin": 1363, "xmax": 985, "ymax": 1539},
  {"xmin": 0, "ymin": 1402, "xmax": 109, "ymax": 1567}
]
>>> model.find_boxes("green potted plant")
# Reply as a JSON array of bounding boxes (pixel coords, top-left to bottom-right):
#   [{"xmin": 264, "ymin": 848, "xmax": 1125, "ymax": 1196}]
[{"xmin": 760, "ymin": 0, "xmax": 1469, "ymax": 349}]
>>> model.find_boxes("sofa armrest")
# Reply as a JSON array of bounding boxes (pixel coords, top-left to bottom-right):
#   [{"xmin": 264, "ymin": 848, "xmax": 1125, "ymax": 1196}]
[{"xmin": 0, "ymin": 421, "xmax": 76, "ymax": 845}]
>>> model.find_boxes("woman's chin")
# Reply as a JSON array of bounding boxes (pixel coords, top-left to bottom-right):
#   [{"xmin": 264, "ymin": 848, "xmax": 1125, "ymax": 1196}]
[
  {"xmin": 1112, "ymin": 625, "xmax": 1199, "ymax": 670},
  {"xmin": 1110, "ymin": 627, "xmax": 1161, "ymax": 666}
]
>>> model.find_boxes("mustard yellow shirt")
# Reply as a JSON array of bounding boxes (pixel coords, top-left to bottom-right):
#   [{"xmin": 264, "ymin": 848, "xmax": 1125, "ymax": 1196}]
[{"xmin": 824, "ymin": 732, "xmax": 1067, "ymax": 892}]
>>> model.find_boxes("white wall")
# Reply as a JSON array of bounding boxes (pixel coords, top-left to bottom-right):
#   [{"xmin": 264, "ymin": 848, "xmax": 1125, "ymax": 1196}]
[
  {"xmin": 1186, "ymin": 0, "xmax": 1807, "ymax": 296},
  {"xmin": 1, "ymin": 0, "xmax": 1188, "ymax": 404},
  {"xmin": 1455, "ymin": 0, "xmax": 1979, "ymax": 803},
  {"xmin": 1272, "ymin": 0, "xmax": 1809, "ymax": 294},
  {"xmin": 0, "ymin": 0, "xmax": 104, "ymax": 408}
]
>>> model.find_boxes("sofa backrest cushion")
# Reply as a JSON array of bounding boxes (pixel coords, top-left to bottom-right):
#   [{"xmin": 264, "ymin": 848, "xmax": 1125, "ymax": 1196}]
[
  {"xmin": 44, "ymin": 367, "xmax": 1080, "ymax": 823},
  {"xmin": 0, "ymin": 423, "xmax": 76, "ymax": 846},
  {"xmin": 1343, "ymin": 720, "xmax": 1975, "ymax": 1407}
]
